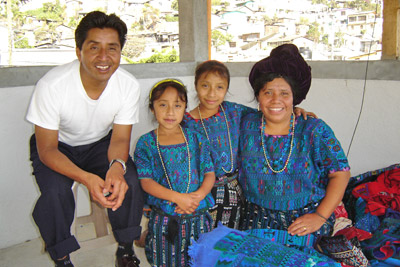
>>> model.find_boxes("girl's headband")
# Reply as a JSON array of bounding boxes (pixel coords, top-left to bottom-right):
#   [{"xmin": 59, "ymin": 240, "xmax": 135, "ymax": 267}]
[{"xmin": 149, "ymin": 78, "xmax": 186, "ymax": 100}]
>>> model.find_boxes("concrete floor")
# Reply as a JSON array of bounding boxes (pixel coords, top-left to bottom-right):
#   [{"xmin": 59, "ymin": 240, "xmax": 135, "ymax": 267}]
[{"xmin": 0, "ymin": 221, "xmax": 151, "ymax": 267}]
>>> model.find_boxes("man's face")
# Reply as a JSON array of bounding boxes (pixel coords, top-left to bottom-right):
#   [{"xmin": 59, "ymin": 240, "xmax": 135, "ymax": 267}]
[{"xmin": 76, "ymin": 27, "xmax": 121, "ymax": 88}]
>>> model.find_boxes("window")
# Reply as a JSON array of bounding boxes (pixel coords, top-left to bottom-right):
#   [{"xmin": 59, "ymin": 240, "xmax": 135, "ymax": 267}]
[
  {"xmin": 210, "ymin": 0, "xmax": 383, "ymax": 61},
  {"xmin": 0, "ymin": 0, "xmax": 180, "ymax": 66}
]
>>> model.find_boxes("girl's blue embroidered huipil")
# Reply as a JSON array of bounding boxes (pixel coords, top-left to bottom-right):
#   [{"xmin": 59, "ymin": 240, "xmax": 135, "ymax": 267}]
[
  {"xmin": 239, "ymin": 112, "xmax": 350, "ymax": 211},
  {"xmin": 134, "ymin": 128, "xmax": 215, "ymax": 215},
  {"xmin": 182, "ymin": 101, "xmax": 254, "ymax": 177}
]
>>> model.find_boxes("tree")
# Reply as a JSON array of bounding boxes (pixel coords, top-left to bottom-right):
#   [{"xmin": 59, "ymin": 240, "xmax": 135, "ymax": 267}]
[
  {"xmin": 141, "ymin": 3, "xmax": 160, "ymax": 31},
  {"xmin": 335, "ymin": 31, "xmax": 345, "ymax": 47},
  {"xmin": 14, "ymin": 37, "xmax": 33, "ymax": 48},
  {"xmin": 321, "ymin": 34, "xmax": 329, "ymax": 45},
  {"xmin": 263, "ymin": 14, "xmax": 279, "ymax": 25},
  {"xmin": 165, "ymin": 14, "xmax": 178, "ymax": 22},
  {"xmin": 171, "ymin": 0, "xmax": 178, "ymax": 11},
  {"xmin": 211, "ymin": 30, "xmax": 232, "ymax": 51},
  {"xmin": 346, "ymin": 0, "xmax": 381, "ymax": 13},
  {"xmin": 138, "ymin": 48, "xmax": 179, "ymax": 63},
  {"xmin": 212, "ymin": 0, "xmax": 222, "ymax": 6},
  {"xmin": 24, "ymin": 0, "xmax": 66, "ymax": 46},
  {"xmin": 306, "ymin": 21, "xmax": 321, "ymax": 43},
  {"xmin": 25, "ymin": 0, "xmax": 65, "ymax": 22},
  {"xmin": 0, "ymin": 0, "xmax": 25, "ymax": 28},
  {"xmin": 299, "ymin": 17, "xmax": 309, "ymax": 25}
]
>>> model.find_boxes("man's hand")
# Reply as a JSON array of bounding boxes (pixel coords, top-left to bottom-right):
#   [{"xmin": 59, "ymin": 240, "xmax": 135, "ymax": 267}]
[
  {"xmin": 103, "ymin": 163, "xmax": 128, "ymax": 211},
  {"xmin": 34, "ymin": 125, "xmax": 118, "ymax": 208},
  {"xmin": 105, "ymin": 123, "xmax": 132, "ymax": 211},
  {"xmin": 84, "ymin": 173, "xmax": 118, "ymax": 209}
]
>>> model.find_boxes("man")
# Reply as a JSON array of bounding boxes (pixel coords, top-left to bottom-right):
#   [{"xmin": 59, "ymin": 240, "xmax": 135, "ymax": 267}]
[{"xmin": 26, "ymin": 11, "xmax": 143, "ymax": 267}]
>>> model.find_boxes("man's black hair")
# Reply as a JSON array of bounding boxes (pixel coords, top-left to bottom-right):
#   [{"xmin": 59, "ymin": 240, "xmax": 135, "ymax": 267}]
[{"xmin": 75, "ymin": 11, "xmax": 127, "ymax": 50}]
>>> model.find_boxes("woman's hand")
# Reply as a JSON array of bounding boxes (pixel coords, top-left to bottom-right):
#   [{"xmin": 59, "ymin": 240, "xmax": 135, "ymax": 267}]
[
  {"xmin": 294, "ymin": 107, "xmax": 317, "ymax": 120},
  {"xmin": 287, "ymin": 213, "xmax": 326, "ymax": 236}
]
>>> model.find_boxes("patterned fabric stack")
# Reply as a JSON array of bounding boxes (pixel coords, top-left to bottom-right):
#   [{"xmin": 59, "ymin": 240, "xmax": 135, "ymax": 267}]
[
  {"xmin": 314, "ymin": 235, "xmax": 370, "ymax": 267},
  {"xmin": 189, "ymin": 224, "xmax": 340, "ymax": 267}
]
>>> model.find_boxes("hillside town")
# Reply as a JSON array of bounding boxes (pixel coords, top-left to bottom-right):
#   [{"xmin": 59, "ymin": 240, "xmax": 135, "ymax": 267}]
[{"xmin": 0, "ymin": 0, "xmax": 382, "ymax": 65}]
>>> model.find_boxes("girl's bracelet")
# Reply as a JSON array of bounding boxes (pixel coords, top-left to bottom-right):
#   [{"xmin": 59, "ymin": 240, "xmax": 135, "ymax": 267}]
[{"xmin": 315, "ymin": 211, "xmax": 328, "ymax": 221}]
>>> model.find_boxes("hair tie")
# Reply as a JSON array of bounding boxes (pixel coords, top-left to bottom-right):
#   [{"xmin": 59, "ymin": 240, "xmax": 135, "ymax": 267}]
[{"xmin": 149, "ymin": 78, "xmax": 186, "ymax": 100}]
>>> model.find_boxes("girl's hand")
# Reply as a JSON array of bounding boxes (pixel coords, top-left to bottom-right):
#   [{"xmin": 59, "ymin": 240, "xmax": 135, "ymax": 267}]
[
  {"xmin": 174, "ymin": 207, "xmax": 185, "ymax": 214},
  {"xmin": 176, "ymin": 192, "xmax": 203, "ymax": 214},
  {"xmin": 189, "ymin": 191, "xmax": 205, "ymax": 201},
  {"xmin": 174, "ymin": 193, "xmax": 200, "ymax": 214},
  {"xmin": 294, "ymin": 107, "xmax": 317, "ymax": 120},
  {"xmin": 287, "ymin": 213, "xmax": 326, "ymax": 236}
]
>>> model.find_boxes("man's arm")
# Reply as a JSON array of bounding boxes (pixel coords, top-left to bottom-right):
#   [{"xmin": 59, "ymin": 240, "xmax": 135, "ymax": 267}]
[
  {"xmin": 35, "ymin": 125, "xmax": 116, "ymax": 208},
  {"xmin": 104, "ymin": 123, "xmax": 133, "ymax": 211}
]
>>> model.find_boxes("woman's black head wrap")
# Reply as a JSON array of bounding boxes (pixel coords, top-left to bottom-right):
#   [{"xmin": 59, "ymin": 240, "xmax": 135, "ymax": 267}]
[{"xmin": 249, "ymin": 44, "xmax": 312, "ymax": 105}]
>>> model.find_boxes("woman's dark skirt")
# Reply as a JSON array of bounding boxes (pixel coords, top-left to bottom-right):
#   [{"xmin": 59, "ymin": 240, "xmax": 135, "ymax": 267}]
[{"xmin": 240, "ymin": 201, "xmax": 335, "ymax": 236}]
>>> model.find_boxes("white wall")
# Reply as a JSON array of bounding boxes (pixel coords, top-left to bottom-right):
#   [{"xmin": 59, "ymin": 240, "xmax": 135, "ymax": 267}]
[{"xmin": 1, "ymin": 76, "xmax": 400, "ymax": 249}]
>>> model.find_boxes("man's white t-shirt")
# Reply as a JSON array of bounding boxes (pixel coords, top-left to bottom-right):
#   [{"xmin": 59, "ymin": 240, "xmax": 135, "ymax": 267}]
[{"xmin": 26, "ymin": 60, "xmax": 140, "ymax": 146}]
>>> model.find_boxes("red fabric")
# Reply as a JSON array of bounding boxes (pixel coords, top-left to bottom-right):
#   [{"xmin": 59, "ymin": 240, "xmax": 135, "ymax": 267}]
[
  {"xmin": 352, "ymin": 168, "xmax": 400, "ymax": 216},
  {"xmin": 335, "ymin": 227, "xmax": 373, "ymax": 242},
  {"xmin": 334, "ymin": 203, "xmax": 348, "ymax": 218}
]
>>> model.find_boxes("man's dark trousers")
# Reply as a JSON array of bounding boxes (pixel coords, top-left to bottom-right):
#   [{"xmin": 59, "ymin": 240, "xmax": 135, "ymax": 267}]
[{"xmin": 29, "ymin": 132, "xmax": 144, "ymax": 260}]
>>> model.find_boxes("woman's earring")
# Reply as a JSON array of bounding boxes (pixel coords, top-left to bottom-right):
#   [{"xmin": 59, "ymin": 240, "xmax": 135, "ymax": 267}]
[{"xmin": 257, "ymin": 103, "xmax": 260, "ymax": 111}]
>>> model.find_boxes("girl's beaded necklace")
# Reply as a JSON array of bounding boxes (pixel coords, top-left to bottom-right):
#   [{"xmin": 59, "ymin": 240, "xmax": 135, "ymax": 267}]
[
  {"xmin": 198, "ymin": 104, "xmax": 234, "ymax": 173},
  {"xmin": 156, "ymin": 125, "xmax": 191, "ymax": 193},
  {"xmin": 261, "ymin": 111, "xmax": 295, "ymax": 174}
]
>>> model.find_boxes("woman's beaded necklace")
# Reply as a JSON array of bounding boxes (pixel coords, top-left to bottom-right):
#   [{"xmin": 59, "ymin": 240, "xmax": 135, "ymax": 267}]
[
  {"xmin": 261, "ymin": 111, "xmax": 295, "ymax": 174},
  {"xmin": 198, "ymin": 104, "xmax": 234, "ymax": 173},
  {"xmin": 156, "ymin": 125, "xmax": 191, "ymax": 193}
]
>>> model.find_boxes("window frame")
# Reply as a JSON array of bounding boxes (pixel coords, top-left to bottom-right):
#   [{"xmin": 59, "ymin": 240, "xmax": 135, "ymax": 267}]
[{"xmin": 0, "ymin": 0, "xmax": 399, "ymax": 89}]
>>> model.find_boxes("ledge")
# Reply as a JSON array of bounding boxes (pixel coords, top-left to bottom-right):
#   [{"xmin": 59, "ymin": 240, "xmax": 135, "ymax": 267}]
[{"xmin": 1, "ymin": 60, "xmax": 400, "ymax": 88}]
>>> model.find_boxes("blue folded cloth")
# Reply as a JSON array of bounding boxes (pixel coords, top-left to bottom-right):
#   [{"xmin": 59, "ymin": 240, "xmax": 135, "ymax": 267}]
[{"xmin": 189, "ymin": 223, "xmax": 340, "ymax": 267}]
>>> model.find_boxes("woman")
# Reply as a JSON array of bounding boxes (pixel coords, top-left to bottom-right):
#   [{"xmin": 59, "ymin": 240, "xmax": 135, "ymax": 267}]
[
  {"xmin": 182, "ymin": 60, "xmax": 313, "ymax": 229},
  {"xmin": 239, "ymin": 44, "xmax": 351, "ymax": 237}
]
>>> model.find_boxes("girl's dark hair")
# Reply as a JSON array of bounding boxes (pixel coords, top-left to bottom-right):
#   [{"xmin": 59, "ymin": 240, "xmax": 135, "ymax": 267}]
[
  {"xmin": 253, "ymin": 73, "xmax": 299, "ymax": 106},
  {"xmin": 75, "ymin": 11, "xmax": 127, "ymax": 50},
  {"xmin": 194, "ymin": 60, "xmax": 230, "ymax": 88},
  {"xmin": 149, "ymin": 79, "xmax": 188, "ymax": 111}
]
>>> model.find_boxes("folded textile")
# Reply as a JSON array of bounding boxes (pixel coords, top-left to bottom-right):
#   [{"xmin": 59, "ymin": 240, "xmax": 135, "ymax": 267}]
[
  {"xmin": 333, "ymin": 217, "xmax": 353, "ymax": 236},
  {"xmin": 334, "ymin": 202, "xmax": 349, "ymax": 218},
  {"xmin": 362, "ymin": 217, "xmax": 400, "ymax": 261},
  {"xmin": 352, "ymin": 167, "xmax": 400, "ymax": 216},
  {"xmin": 343, "ymin": 164, "xmax": 400, "ymax": 222},
  {"xmin": 314, "ymin": 235, "xmax": 370, "ymax": 267},
  {"xmin": 385, "ymin": 208, "xmax": 400, "ymax": 220},
  {"xmin": 245, "ymin": 228, "xmax": 316, "ymax": 248},
  {"xmin": 370, "ymin": 257, "xmax": 400, "ymax": 266},
  {"xmin": 189, "ymin": 223, "xmax": 340, "ymax": 267},
  {"xmin": 354, "ymin": 198, "xmax": 380, "ymax": 233},
  {"xmin": 335, "ymin": 227, "xmax": 373, "ymax": 242}
]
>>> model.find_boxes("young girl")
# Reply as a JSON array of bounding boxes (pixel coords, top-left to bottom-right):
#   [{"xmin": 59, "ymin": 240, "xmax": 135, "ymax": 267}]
[
  {"xmin": 182, "ymin": 60, "xmax": 313, "ymax": 229},
  {"xmin": 134, "ymin": 79, "xmax": 215, "ymax": 266}
]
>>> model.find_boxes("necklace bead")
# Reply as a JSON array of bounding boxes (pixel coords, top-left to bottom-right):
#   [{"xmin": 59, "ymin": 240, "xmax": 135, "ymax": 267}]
[
  {"xmin": 156, "ymin": 125, "xmax": 191, "ymax": 193},
  {"xmin": 261, "ymin": 112, "xmax": 295, "ymax": 174},
  {"xmin": 198, "ymin": 104, "xmax": 234, "ymax": 174}
]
